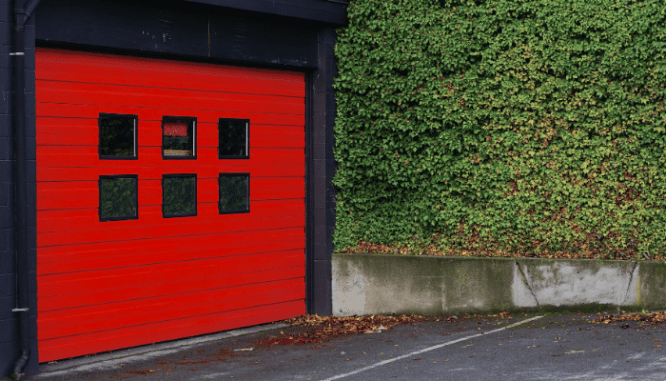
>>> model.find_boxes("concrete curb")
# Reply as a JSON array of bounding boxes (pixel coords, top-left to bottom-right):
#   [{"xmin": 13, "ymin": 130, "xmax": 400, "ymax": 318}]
[{"xmin": 332, "ymin": 254, "xmax": 666, "ymax": 316}]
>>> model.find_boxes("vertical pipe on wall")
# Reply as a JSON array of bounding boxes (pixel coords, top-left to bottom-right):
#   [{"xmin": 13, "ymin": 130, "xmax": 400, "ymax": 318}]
[{"xmin": 11, "ymin": 0, "xmax": 40, "ymax": 379}]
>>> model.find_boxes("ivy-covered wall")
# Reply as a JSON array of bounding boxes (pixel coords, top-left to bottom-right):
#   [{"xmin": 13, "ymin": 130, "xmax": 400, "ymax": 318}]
[{"xmin": 332, "ymin": 0, "xmax": 666, "ymax": 259}]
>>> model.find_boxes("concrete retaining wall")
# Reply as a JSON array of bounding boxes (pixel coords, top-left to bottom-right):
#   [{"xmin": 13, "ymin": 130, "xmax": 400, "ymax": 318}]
[{"xmin": 332, "ymin": 253, "xmax": 666, "ymax": 316}]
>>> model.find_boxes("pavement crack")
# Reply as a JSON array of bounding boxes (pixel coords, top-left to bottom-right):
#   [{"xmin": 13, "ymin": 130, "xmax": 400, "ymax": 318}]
[{"xmin": 516, "ymin": 261, "xmax": 540, "ymax": 307}]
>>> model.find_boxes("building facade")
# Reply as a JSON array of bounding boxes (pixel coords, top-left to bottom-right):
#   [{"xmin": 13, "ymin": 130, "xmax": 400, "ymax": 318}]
[{"xmin": 1, "ymin": 0, "xmax": 343, "ymax": 377}]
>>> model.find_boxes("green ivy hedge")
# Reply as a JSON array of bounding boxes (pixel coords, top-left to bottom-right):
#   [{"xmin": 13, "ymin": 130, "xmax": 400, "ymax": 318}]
[{"xmin": 332, "ymin": 0, "xmax": 666, "ymax": 259}]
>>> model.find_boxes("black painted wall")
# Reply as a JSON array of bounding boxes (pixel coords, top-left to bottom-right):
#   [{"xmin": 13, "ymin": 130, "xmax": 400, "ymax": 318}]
[
  {"xmin": 0, "ymin": 0, "xmax": 342, "ymax": 376},
  {"xmin": 310, "ymin": 27, "xmax": 337, "ymax": 315},
  {"xmin": 36, "ymin": 0, "xmax": 321, "ymax": 68},
  {"xmin": 1, "ymin": 0, "xmax": 39, "ymax": 377},
  {"xmin": 186, "ymin": 0, "xmax": 349, "ymax": 24},
  {"xmin": 0, "ymin": 2, "xmax": 16, "ymax": 376}
]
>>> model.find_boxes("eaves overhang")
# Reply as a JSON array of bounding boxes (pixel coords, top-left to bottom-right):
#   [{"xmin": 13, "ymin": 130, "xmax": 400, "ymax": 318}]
[{"xmin": 184, "ymin": 0, "xmax": 349, "ymax": 25}]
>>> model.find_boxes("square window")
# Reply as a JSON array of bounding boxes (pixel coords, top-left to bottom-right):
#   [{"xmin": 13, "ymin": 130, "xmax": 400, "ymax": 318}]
[
  {"xmin": 219, "ymin": 118, "xmax": 249, "ymax": 159},
  {"xmin": 99, "ymin": 175, "xmax": 138, "ymax": 221},
  {"xmin": 99, "ymin": 114, "xmax": 137, "ymax": 159},
  {"xmin": 219, "ymin": 173, "xmax": 249, "ymax": 214},
  {"xmin": 162, "ymin": 174, "xmax": 197, "ymax": 217},
  {"xmin": 163, "ymin": 116, "xmax": 196, "ymax": 159}
]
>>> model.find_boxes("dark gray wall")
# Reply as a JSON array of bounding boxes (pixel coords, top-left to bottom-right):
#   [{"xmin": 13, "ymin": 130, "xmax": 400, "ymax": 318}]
[
  {"xmin": 185, "ymin": 0, "xmax": 349, "ymax": 24},
  {"xmin": 36, "ymin": 0, "xmax": 321, "ymax": 68},
  {"xmin": 309, "ymin": 27, "xmax": 337, "ymax": 315},
  {"xmin": 0, "ymin": 0, "xmax": 39, "ymax": 376},
  {"xmin": 0, "ymin": 3, "xmax": 18, "ymax": 375}
]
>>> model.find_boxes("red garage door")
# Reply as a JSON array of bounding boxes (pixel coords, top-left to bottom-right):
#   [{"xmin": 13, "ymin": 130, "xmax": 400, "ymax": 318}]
[{"xmin": 35, "ymin": 48, "xmax": 306, "ymax": 362}]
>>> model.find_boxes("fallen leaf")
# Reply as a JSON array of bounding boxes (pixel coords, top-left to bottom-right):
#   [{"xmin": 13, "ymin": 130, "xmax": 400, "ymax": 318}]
[
  {"xmin": 594, "ymin": 311, "xmax": 666, "ymax": 325},
  {"xmin": 255, "ymin": 313, "xmax": 514, "ymax": 348},
  {"xmin": 654, "ymin": 345, "xmax": 662, "ymax": 348}
]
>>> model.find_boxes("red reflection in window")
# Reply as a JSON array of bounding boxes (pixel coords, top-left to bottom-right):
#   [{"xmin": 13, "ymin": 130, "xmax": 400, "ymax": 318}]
[{"xmin": 164, "ymin": 121, "xmax": 188, "ymax": 137}]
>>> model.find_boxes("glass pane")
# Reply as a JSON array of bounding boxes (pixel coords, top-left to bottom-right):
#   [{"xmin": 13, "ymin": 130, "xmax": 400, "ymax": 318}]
[
  {"xmin": 163, "ymin": 117, "xmax": 195, "ymax": 157},
  {"xmin": 219, "ymin": 174, "xmax": 249, "ymax": 213},
  {"xmin": 100, "ymin": 176, "xmax": 137, "ymax": 220},
  {"xmin": 163, "ymin": 175, "xmax": 196, "ymax": 216},
  {"xmin": 99, "ymin": 115, "xmax": 136, "ymax": 157},
  {"xmin": 219, "ymin": 119, "xmax": 248, "ymax": 157}
]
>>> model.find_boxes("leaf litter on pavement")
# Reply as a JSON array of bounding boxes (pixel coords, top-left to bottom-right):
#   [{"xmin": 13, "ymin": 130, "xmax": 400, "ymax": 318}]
[
  {"xmin": 116, "ymin": 312, "xmax": 512, "ymax": 377},
  {"xmin": 594, "ymin": 310, "xmax": 666, "ymax": 325},
  {"xmin": 252, "ymin": 312, "xmax": 512, "ymax": 348}
]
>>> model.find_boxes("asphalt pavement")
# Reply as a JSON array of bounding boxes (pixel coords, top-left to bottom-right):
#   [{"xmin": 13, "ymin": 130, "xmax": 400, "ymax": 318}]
[{"xmin": 25, "ymin": 312, "xmax": 666, "ymax": 381}]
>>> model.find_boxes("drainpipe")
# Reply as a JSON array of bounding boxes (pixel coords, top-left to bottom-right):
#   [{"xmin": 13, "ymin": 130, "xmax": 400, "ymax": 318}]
[{"xmin": 11, "ymin": 0, "xmax": 40, "ymax": 380}]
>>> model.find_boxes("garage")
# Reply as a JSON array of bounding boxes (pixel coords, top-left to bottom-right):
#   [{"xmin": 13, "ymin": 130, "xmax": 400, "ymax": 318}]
[
  {"xmin": 2, "ymin": 0, "xmax": 342, "ymax": 375},
  {"xmin": 35, "ymin": 48, "xmax": 307, "ymax": 362}
]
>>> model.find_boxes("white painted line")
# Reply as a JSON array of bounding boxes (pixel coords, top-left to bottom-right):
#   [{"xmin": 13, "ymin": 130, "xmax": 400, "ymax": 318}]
[{"xmin": 319, "ymin": 315, "xmax": 544, "ymax": 381}]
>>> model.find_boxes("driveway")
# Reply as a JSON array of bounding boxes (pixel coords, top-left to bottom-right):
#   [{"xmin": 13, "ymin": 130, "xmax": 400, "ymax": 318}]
[{"xmin": 25, "ymin": 312, "xmax": 666, "ymax": 381}]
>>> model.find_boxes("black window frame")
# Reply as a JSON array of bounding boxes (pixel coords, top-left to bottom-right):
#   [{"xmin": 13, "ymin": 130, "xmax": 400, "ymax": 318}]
[
  {"xmin": 162, "ymin": 116, "xmax": 197, "ymax": 160},
  {"xmin": 218, "ymin": 118, "xmax": 250, "ymax": 159},
  {"xmin": 162, "ymin": 173, "xmax": 198, "ymax": 218},
  {"xmin": 98, "ymin": 174, "xmax": 139, "ymax": 222},
  {"xmin": 218, "ymin": 173, "xmax": 250, "ymax": 214},
  {"xmin": 98, "ymin": 113, "xmax": 138, "ymax": 160}
]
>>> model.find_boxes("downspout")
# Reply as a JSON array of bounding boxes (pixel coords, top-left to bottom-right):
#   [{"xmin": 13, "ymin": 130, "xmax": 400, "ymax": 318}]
[{"xmin": 11, "ymin": 0, "xmax": 41, "ymax": 380}]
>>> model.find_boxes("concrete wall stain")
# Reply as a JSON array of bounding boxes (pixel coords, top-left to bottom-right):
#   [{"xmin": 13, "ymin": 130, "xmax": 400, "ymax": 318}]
[{"xmin": 333, "ymin": 254, "xmax": 666, "ymax": 316}]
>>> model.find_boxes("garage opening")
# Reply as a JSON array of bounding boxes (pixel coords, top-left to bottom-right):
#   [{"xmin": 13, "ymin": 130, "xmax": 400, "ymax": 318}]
[{"xmin": 35, "ymin": 48, "xmax": 307, "ymax": 362}]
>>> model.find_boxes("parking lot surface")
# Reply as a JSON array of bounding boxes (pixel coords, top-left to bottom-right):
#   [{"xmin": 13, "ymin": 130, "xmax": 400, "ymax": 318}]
[{"xmin": 27, "ymin": 312, "xmax": 666, "ymax": 381}]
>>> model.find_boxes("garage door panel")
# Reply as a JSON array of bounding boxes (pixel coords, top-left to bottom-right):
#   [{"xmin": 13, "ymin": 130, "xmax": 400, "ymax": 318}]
[
  {"xmin": 37, "ymin": 204, "xmax": 306, "ymax": 233},
  {"xmin": 39, "ymin": 300, "xmax": 305, "ymax": 363},
  {"xmin": 38, "ymin": 62, "xmax": 305, "ymax": 98},
  {"xmin": 39, "ymin": 249, "xmax": 304, "ymax": 298},
  {"xmin": 37, "ymin": 103, "xmax": 306, "ymax": 126},
  {"xmin": 39, "ymin": 266, "xmax": 306, "ymax": 312},
  {"xmin": 39, "ymin": 238, "xmax": 305, "ymax": 275},
  {"xmin": 37, "ymin": 147, "xmax": 305, "ymax": 167},
  {"xmin": 37, "ymin": 121, "xmax": 305, "ymax": 148},
  {"xmin": 38, "ymin": 165, "xmax": 305, "ymax": 182},
  {"xmin": 38, "ymin": 182, "xmax": 304, "ymax": 210},
  {"xmin": 38, "ymin": 215, "xmax": 304, "ymax": 247},
  {"xmin": 39, "ymin": 278, "xmax": 305, "ymax": 340},
  {"xmin": 38, "ymin": 202, "xmax": 306, "ymax": 232},
  {"xmin": 37, "ymin": 116, "xmax": 306, "ymax": 136},
  {"xmin": 37, "ymin": 48, "xmax": 305, "ymax": 83},
  {"xmin": 41, "ymin": 289, "xmax": 306, "ymax": 342},
  {"xmin": 38, "ymin": 226, "xmax": 304, "ymax": 258},
  {"xmin": 38, "ymin": 200, "xmax": 304, "ymax": 227},
  {"xmin": 37, "ymin": 83, "xmax": 305, "ymax": 115},
  {"xmin": 38, "ymin": 176, "xmax": 304, "ymax": 192},
  {"xmin": 37, "ymin": 47, "xmax": 307, "ymax": 362},
  {"xmin": 39, "ymin": 182, "xmax": 305, "ymax": 210},
  {"xmin": 37, "ymin": 132, "xmax": 306, "ymax": 150}
]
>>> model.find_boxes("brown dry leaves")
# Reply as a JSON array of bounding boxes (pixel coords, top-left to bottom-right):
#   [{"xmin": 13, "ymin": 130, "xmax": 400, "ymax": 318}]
[
  {"xmin": 253, "ymin": 312, "xmax": 511, "ymax": 348},
  {"xmin": 286, "ymin": 313, "xmax": 430, "ymax": 330},
  {"xmin": 342, "ymin": 240, "xmax": 665, "ymax": 261},
  {"xmin": 595, "ymin": 311, "xmax": 666, "ymax": 325},
  {"xmin": 253, "ymin": 314, "xmax": 428, "ymax": 348}
]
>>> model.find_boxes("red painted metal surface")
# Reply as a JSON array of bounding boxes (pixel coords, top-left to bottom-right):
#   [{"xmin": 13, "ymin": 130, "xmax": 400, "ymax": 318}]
[{"xmin": 35, "ymin": 48, "xmax": 306, "ymax": 362}]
